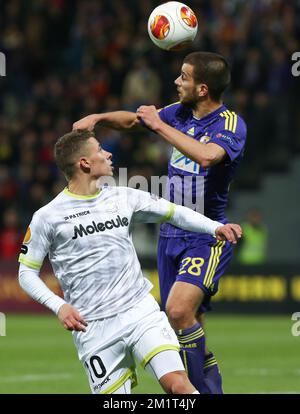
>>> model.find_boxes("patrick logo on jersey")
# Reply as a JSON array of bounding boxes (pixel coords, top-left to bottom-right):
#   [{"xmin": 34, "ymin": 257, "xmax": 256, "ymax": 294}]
[{"xmin": 72, "ymin": 216, "xmax": 129, "ymax": 239}]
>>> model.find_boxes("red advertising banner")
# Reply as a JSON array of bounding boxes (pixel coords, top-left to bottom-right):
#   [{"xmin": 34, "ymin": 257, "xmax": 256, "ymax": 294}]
[{"xmin": 2, "ymin": 259, "xmax": 300, "ymax": 313}]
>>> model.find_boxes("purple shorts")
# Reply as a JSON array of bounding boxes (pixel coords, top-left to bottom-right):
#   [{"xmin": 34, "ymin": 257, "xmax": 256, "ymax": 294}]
[{"xmin": 157, "ymin": 235, "xmax": 233, "ymax": 313}]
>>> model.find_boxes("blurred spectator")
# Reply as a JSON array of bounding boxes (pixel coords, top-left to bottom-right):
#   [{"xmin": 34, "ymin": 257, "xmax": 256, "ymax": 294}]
[
  {"xmin": 0, "ymin": 0, "xmax": 298, "ymax": 254},
  {"xmin": 0, "ymin": 208, "xmax": 22, "ymax": 259},
  {"xmin": 122, "ymin": 57, "xmax": 161, "ymax": 109},
  {"xmin": 237, "ymin": 209, "xmax": 268, "ymax": 265}
]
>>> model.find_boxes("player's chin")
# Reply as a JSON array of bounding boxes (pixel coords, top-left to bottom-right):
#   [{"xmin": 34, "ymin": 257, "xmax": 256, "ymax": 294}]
[
  {"xmin": 180, "ymin": 97, "xmax": 194, "ymax": 107},
  {"xmin": 178, "ymin": 94, "xmax": 184, "ymax": 103}
]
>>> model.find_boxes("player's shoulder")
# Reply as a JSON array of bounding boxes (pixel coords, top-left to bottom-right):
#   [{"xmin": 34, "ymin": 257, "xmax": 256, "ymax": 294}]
[
  {"xmin": 159, "ymin": 101, "xmax": 191, "ymax": 120},
  {"xmin": 101, "ymin": 185, "xmax": 129, "ymax": 196},
  {"xmin": 158, "ymin": 101, "xmax": 181, "ymax": 112},
  {"xmin": 108, "ymin": 185, "xmax": 145, "ymax": 198},
  {"xmin": 100, "ymin": 185, "xmax": 135, "ymax": 202},
  {"xmin": 216, "ymin": 107, "xmax": 247, "ymax": 136},
  {"xmin": 31, "ymin": 191, "xmax": 65, "ymax": 222},
  {"xmin": 104, "ymin": 185, "xmax": 151, "ymax": 204}
]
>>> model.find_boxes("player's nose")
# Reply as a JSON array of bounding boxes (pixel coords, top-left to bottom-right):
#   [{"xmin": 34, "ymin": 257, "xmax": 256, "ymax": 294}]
[
  {"xmin": 104, "ymin": 150, "xmax": 112, "ymax": 160},
  {"xmin": 174, "ymin": 76, "xmax": 181, "ymax": 85}
]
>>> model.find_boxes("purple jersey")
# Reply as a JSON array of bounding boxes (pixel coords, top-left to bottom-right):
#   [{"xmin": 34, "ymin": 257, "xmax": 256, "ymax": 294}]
[{"xmin": 158, "ymin": 102, "xmax": 247, "ymax": 238}]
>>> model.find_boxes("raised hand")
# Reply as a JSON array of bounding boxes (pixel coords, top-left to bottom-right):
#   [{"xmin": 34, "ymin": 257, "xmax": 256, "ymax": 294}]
[{"xmin": 136, "ymin": 105, "xmax": 162, "ymax": 131}]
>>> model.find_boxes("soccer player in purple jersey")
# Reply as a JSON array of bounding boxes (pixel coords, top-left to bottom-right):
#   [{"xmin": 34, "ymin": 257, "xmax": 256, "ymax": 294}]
[{"xmin": 73, "ymin": 52, "xmax": 247, "ymax": 393}]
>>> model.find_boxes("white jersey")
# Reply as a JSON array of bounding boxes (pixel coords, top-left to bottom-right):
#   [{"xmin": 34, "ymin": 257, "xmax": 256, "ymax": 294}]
[{"xmin": 19, "ymin": 186, "xmax": 222, "ymax": 320}]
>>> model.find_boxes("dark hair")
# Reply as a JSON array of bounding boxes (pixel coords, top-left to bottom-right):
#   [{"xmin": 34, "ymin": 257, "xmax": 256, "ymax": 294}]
[
  {"xmin": 54, "ymin": 129, "xmax": 95, "ymax": 180},
  {"xmin": 183, "ymin": 52, "xmax": 231, "ymax": 101}
]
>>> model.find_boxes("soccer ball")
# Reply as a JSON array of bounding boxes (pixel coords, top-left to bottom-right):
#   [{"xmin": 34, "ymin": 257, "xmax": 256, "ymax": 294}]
[{"xmin": 147, "ymin": 1, "xmax": 198, "ymax": 51}]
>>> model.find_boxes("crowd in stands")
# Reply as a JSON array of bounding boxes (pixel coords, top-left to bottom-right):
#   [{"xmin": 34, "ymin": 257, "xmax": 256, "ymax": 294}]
[{"xmin": 0, "ymin": 0, "xmax": 299, "ymax": 259}]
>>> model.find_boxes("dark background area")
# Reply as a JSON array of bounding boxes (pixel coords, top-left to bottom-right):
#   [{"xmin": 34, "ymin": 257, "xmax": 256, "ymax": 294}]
[{"xmin": 0, "ymin": 0, "xmax": 300, "ymax": 312}]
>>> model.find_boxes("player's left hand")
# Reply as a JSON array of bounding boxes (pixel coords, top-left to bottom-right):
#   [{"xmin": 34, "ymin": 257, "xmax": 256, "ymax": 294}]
[
  {"xmin": 136, "ymin": 105, "xmax": 162, "ymax": 131},
  {"xmin": 215, "ymin": 223, "xmax": 242, "ymax": 244},
  {"xmin": 58, "ymin": 303, "xmax": 88, "ymax": 332}
]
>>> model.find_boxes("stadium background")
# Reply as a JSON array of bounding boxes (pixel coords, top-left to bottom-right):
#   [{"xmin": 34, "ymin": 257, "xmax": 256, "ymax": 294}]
[{"xmin": 0, "ymin": 0, "xmax": 299, "ymax": 394}]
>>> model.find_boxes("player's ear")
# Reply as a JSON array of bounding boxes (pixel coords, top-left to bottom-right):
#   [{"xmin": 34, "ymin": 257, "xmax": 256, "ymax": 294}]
[
  {"xmin": 79, "ymin": 157, "xmax": 90, "ymax": 171},
  {"xmin": 197, "ymin": 83, "xmax": 208, "ymax": 98}
]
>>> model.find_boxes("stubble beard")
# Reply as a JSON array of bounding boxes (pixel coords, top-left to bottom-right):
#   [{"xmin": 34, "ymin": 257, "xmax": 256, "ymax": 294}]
[{"xmin": 180, "ymin": 89, "xmax": 199, "ymax": 110}]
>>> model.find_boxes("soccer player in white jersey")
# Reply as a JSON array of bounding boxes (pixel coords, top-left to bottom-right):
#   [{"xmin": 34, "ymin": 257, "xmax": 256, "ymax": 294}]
[{"xmin": 18, "ymin": 129, "xmax": 242, "ymax": 394}]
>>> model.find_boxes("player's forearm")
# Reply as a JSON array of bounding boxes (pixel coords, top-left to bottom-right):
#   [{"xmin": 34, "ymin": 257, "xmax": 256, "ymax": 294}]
[
  {"xmin": 155, "ymin": 121, "xmax": 219, "ymax": 168},
  {"xmin": 94, "ymin": 111, "xmax": 139, "ymax": 130},
  {"xmin": 169, "ymin": 204, "xmax": 222, "ymax": 236},
  {"xmin": 18, "ymin": 264, "xmax": 66, "ymax": 315}
]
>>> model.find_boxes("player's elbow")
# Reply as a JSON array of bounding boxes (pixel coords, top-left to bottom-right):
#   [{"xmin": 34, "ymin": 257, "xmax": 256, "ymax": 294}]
[
  {"xmin": 18, "ymin": 267, "xmax": 27, "ymax": 289},
  {"xmin": 119, "ymin": 119, "xmax": 134, "ymax": 129},
  {"xmin": 129, "ymin": 118, "xmax": 144, "ymax": 131},
  {"xmin": 199, "ymin": 145, "xmax": 226, "ymax": 168},
  {"xmin": 200, "ymin": 155, "xmax": 218, "ymax": 169},
  {"xmin": 123, "ymin": 113, "xmax": 141, "ymax": 130}
]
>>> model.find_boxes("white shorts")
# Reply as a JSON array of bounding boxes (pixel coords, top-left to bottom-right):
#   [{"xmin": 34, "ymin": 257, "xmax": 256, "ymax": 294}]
[{"xmin": 73, "ymin": 294, "xmax": 183, "ymax": 394}]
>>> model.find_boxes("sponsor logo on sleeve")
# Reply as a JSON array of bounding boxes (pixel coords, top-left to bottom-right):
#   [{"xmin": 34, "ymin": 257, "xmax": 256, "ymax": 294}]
[
  {"xmin": 20, "ymin": 226, "xmax": 32, "ymax": 255},
  {"xmin": 23, "ymin": 227, "xmax": 32, "ymax": 244},
  {"xmin": 20, "ymin": 245, "xmax": 28, "ymax": 254},
  {"xmin": 216, "ymin": 132, "xmax": 233, "ymax": 145}
]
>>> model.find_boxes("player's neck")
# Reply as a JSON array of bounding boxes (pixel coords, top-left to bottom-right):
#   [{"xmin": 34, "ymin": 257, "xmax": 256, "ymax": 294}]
[
  {"xmin": 192, "ymin": 100, "xmax": 223, "ymax": 119},
  {"xmin": 67, "ymin": 178, "xmax": 100, "ymax": 196}
]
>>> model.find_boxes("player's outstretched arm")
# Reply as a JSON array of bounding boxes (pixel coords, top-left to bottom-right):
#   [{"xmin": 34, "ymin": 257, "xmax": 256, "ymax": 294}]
[
  {"xmin": 131, "ymin": 189, "xmax": 242, "ymax": 243},
  {"xmin": 169, "ymin": 204, "xmax": 242, "ymax": 243},
  {"xmin": 73, "ymin": 111, "xmax": 141, "ymax": 132},
  {"xmin": 136, "ymin": 105, "xmax": 226, "ymax": 168}
]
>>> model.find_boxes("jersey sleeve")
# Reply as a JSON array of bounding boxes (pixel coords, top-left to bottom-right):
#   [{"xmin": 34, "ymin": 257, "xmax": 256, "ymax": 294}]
[
  {"xmin": 18, "ymin": 264, "xmax": 66, "ymax": 314},
  {"xmin": 127, "ymin": 188, "xmax": 174, "ymax": 224},
  {"xmin": 157, "ymin": 102, "xmax": 181, "ymax": 126},
  {"xmin": 127, "ymin": 188, "xmax": 222, "ymax": 236},
  {"xmin": 139, "ymin": 102, "xmax": 181, "ymax": 130},
  {"xmin": 18, "ymin": 211, "xmax": 52, "ymax": 270},
  {"xmin": 209, "ymin": 112, "xmax": 247, "ymax": 161}
]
